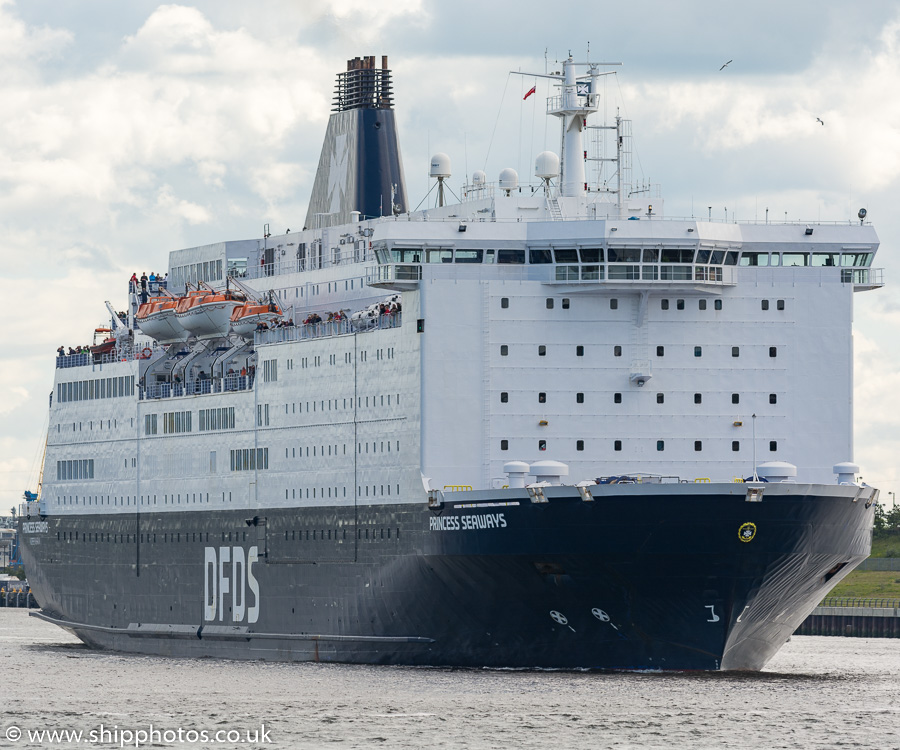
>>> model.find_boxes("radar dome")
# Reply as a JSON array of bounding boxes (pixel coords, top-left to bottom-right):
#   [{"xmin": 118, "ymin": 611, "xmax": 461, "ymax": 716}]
[
  {"xmin": 499, "ymin": 168, "xmax": 518, "ymax": 193},
  {"xmin": 429, "ymin": 153, "xmax": 451, "ymax": 179},
  {"xmin": 535, "ymin": 151, "xmax": 560, "ymax": 180},
  {"xmin": 472, "ymin": 170, "xmax": 486, "ymax": 186}
]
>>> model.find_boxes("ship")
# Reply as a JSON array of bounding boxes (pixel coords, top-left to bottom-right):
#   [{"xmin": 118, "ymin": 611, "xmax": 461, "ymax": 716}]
[{"xmin": 17, "ymin": 53, "xmax": 881, "ymax": 671}]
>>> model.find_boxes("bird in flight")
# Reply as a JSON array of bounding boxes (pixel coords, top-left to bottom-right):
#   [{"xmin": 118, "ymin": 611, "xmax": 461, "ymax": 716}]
[
  {"xmin": 720, "ymin": 60, "xmax": 733, "ymax": 71},
  {"xmin": 816, "ymin": 117, "xmax": 824, "ymax": 126}
]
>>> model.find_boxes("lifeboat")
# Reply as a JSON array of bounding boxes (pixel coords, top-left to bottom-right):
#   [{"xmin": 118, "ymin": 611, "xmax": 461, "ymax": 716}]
[
  {"xmin": 230, "ymin": 297, "xmax": 283, "ymax": 339},
  {"xmin": 175, "ymin": 287, "xmax": 245, "ymax": 339},
  {"xmin": 135, "ymin": 296, "xmax": 190, "ymax": 344}
]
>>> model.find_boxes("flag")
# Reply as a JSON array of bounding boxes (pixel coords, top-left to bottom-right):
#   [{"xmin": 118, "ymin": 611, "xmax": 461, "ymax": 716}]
[{"xmin": 523, "ymin": 85, "xmax": 536, "ymax": 101}]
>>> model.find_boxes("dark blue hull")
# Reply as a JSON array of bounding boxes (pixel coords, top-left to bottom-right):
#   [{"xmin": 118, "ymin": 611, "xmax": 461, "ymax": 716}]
[{"xmin": 18, "ymin": 483, "xmax": 874, "ymax": 670}]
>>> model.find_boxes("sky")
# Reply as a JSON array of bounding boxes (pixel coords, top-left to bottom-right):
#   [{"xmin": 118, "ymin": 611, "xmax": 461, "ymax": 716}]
[{"xmin": 2, "ymin": 0, "xmax": 899, "ymax": 510}]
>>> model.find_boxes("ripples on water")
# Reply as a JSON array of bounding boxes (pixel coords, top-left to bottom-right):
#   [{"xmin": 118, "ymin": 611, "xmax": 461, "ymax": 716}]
[{"xmin": 2, "ymin": 609, "xmax": 899, "ymax": 749}]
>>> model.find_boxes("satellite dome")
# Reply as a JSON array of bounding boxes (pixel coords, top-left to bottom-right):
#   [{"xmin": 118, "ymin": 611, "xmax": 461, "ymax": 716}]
[
  {"xmin": 472, "ymin": 170, "xmax": 486, "ymax": 185},
  {"xmin": 499, "ymin": 168, "xmax": 518, "ymax": 193},
  {"xmin": 535, "ymin": 151, "xmax": 560, "ymax": 180},
  {"xmin": 429, "ymin": 153, "xmax": 451, "ymax": 179}
]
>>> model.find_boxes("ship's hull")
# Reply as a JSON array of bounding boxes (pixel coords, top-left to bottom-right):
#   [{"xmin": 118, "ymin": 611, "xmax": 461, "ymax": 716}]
[{"xmin": 18, "ymin": 484, "xmax": 873, "ymax": 670}]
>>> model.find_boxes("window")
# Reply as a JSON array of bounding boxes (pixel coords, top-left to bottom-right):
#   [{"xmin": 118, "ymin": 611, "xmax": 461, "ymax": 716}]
[
  {"xmin": 163, "ymin": 410, "xmax": 192, "ymax": 434},
  {"xmin": 530, "ymin": 248, "xmax": 553, "ymax": 264},
  {"xmin": 699, "ymin": 299, "xmax": 707, "ymax": 310},
  {"xmin": 657, "ymin": 441, "xmax": 665, "ymax": 451},
  {"xmin": 538, "ymin": 440, "xmax": 547, "ymax": 451},
  {"xmin": 576, "ymin": 393, "xmax": 584, "ymax": 404},
  {"xmin": 144, "ymin": 414, "xmax": 158, "ymax": 435},
  {"xmin": 614, "ymin": 345, "xmax": 622, "ymax": 357},
  {"xmin": 562, "ymin": 298, "xmax": 570, "ymax": 309},
  {"xmin": 732, "ymin": 393, "xmax": 740, "ymax": 404},
  {"xmin": 732, "ymin": 441, "xmax": 740, "ymax": 452},
  {"xmin": 761, "ymin": 299, "xmax": 770, "ymax": 311},
  {"xmin": 694, "ymin": 393, "xmax": 702, "ymax": 404},
  {"xmin": 661, "ymin": 299, "xmax": 669, "ymax": 310},
  {"xmin": 656, "ymin": 393, "xmax": 664, "ymax": 404},
  {"xmin": 656, "ymin": 345, "xmax": 665, "ymax": 357},
  {"xmin": 500, "ymin": 345, "xmax": 508, "ymax": 356},
  {"xmin": 676, "ymin": 299, "xmax": 685, "ymax": 310},
  {"xmin": 769, "ymin": 393, "xmax": 777, "ymax": 404},
  {"xmin": 229, "ymin": 447, "xmax": 269, "ymax": 471},
  {"xmin": 715, "ymin": 300, "xmax": 723, "ymax": 310},
  {"xmin": 538, "ymin": 392, "xmax": 546, "ymax": 403},
  {"xmin": 610, "ymin": 298, "xmax": 618, "ymax": 310},
  {"xmin": 694, "ymin": 441, "xmax": 702, "ymax": 452},
  {"xmin": 732, "ymin": 346, "xmax": 740, "ymax": 357},
  {"xmin": 614, "ymin": 440, "xmax": 622, "ymax": 451},
  {"xmin": 538, "ymin": 345, "xmax": 547, "ymax": 356},
  {"xmin": 777, "ymin": 299, "xmax": 785, "ymax": 310},
  {"xmin": 769, "ymin": 441, "xmax": 778, "ymax": 451},
  {"xmin": 576, "ymin": 345, "xmax": 584, "ymax": 357},
  {"xmin": 500, "ymin": 392, "xmax": 508, "ymax": 403},
  {"xmin": 546, "ymin": 298, "xmax": 554, "ymax": 309},
  {"xmin": 500, "ymin": 440, "xmax": 509, "ymax": 451},
  {"xmin": 576, "ymin": 440, "xmax": 584, "ymax": 451},
  {"xmin": 501, "ymin": 297, "xmax": 509, "ymax": 309},
  {"xmin": 614, "ymin": 393, "xmax": 622, "ymax": 404},
  {"xmin": 262, "ymin": 358, "xmax": 278, "ymax": 382},
  {"xmin": 769, "ymin": 347, "xmax": 777, "ymax": 358},
  {"xmin": 694, "ymin": 346, "xmax": 702, "ymax": 357}
]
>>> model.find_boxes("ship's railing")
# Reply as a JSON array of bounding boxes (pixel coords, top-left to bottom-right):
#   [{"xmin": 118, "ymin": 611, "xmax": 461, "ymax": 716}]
[
  {"xmin": 140, "ymin": 374, "xmax": 253, "ymax": 401},
  {"xmin": 841, "ymin": 267, "xmax": 884, "ymax": 287},
  {"xmin": 246, "ymin": 246, "xmax": 374, "ymax": 281},
  {"xmin": 254, "ymin": 313, "xmax": 402, "ymax": 346},
  {"xmin": 821, "ymin": 597, "xmax": 900, "ymax": 609},
  {"xmin": 55, "ymin": 343, "xmax": 165, "ymax": 370}
]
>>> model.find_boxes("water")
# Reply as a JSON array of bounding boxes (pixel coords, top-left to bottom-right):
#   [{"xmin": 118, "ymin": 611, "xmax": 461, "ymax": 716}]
[{"xmin": 2, "ymin": 609, "xmax": 899, "ymax": 749}]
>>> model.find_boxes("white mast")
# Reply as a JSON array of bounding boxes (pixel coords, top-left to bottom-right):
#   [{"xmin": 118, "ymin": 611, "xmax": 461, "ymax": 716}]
[{"xmin": 514, "ymin": 54, "xmax": 620, "ymax": 198}]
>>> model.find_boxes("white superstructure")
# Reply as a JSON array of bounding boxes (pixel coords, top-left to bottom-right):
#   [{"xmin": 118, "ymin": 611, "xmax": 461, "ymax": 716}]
[{"xmin": 38, "ymin": 56, "xmax": 882, "ymax": 519}]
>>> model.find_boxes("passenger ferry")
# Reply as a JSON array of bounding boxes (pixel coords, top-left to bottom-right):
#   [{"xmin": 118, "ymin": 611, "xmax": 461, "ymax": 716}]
[{"xmin": 18, "ymin": 53, "xmax": 880, "ymax": 670}]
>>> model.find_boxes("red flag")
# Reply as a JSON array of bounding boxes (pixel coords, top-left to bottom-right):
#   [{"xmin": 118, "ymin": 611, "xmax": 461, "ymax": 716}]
[{"xmin": 523, "ymin": 85, "xmax": 536, "ymax": 100}]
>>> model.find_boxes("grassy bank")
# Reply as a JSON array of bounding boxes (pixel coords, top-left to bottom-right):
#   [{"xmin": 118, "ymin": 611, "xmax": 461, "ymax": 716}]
[{"xmin": 826, "ymin": 571, "xmax": 900, "ymax": 599}]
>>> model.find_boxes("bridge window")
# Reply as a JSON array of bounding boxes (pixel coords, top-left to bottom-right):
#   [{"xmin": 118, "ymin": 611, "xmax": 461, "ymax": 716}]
[
  {"xmin": 497, "ymin": 249, "xmax": 525, "ymax": 264},
  {"xmin": 530, "ymin": 248, "xmax": 553, "ymax": 264}
]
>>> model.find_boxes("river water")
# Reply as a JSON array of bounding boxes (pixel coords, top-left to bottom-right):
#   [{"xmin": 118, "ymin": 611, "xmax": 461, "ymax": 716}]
[{"xmin": 1, "ymin": 609, "xmax": 898, "ymax": 749}]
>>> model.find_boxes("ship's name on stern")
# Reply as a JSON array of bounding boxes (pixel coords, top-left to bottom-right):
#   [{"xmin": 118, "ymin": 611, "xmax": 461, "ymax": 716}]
[
  {"xmin": 21, "ymin": 521, "xmax": 49, "ymax": 534},
  {"xmin": 429, "ymin": 513, "xmax": 508, "ymax": 531}
]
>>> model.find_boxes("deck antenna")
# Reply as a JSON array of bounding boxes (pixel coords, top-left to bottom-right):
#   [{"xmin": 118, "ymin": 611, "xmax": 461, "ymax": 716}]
[
  {"xmin": 512, "ymin": 53, "xmax": 620, "ymax": 197},
  {"xmin": 752, "ymin": 414, "xmax": 759, "ymax": 481}
]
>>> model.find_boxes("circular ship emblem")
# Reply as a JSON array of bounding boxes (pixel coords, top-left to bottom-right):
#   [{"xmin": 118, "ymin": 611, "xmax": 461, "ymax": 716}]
[{"xmin": 738, "ymin": 522, "xmax": 757, "ymax": 543}]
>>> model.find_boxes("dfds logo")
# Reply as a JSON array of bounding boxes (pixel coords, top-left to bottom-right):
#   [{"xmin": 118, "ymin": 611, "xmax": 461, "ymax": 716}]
[{"xmin": 204, "ymin": 546, "xmax": 261, "ymax": 623}]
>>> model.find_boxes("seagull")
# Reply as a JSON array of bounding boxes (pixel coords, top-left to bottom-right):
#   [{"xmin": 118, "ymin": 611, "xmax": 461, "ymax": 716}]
[
  {"xmin": 816, "ymin": 117, "xmax": 824, "ymax": 126},
  {"xmin": 719, "ymin": 59, "xmax": 732, "ymax": 71}
]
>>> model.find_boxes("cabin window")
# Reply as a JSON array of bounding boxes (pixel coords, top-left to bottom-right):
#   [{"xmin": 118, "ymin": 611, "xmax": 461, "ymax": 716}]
[
  {"xmin": 694, "ymin": 441, "xmax": 702, "ymax": 451},
  {"xmin": 610, "ymin": 298, "xmax": 618, "ymax": 310},
  {"xmin": 656, "ymin": 393, "xmax": 664, "ymax": 404},
  {"xmin": 714, "ymin": 300, "xmax": 723, "ymax": 310},
  {"xmin": 614, "ymin": 393, "xmax": 622, "ymax": 404},
  {"xmin": 661, "ymin": 299, "xmax": 669, "ymax": 310},
  {"xmin": 501, "ymin": 297, "xmax": 509, "ymax": 309},
  {"xmin": 732, "ymin": 393, "xmax": 740, "ymax": 404},
  {"xmin": 761, "ymin": 299, "xmax": 770, "ymax": 310},
  {"xmin": 769, "ymin": 347, "xmax": 778, "ymax": 358},
  {"xmin": 576, "ymin": 346, "xmax": 584, "ymax": 357},
  {"xmin": 538, "ymin": 345, "xmax": 547, "ymax": 356},
  {"xmin": 732, "ymin": 441, "xmax": 740, "ymax": 452},
  {"xmin": 576, "ymin": 440, "xmax": 584, "ymax": 451},
  {"xmin": 777, "ymin": 299, "xmax": 785, "ymax": 310},
  {"xmin": 614, "ymin": 345, "xmax": 622, "ymax": 357},
  {"xmin": 769, "ymin": 441, "xmax": 778, "ymax": 451},
  {"xmin": 732, "ymin": 346, "xmax": 740, "ymax": 357},
  {"xmin": 614, "ymin": 440, "xmax": 622, "ymax": 451},
  {"xmin": 576, "ymin": 393, "xmax": 584, "ymax": 404},
  {"xmin": 538, "ymin": 440, "xmax": 547, "ymax": 451},
  {"xmin": 500, "ymin": 345, "xmax": 508, "ymax": 356},
  {"xmin": 500, "ymin": 440, "xmax": 508, "ymax": 451},
  {"xmin": 676, "ymin": 299, "xmax": 685, "ymax": 310},
  {"xmin": 699, "ymin": 299, "xmax": 707, "ymax": 310},
  {"xmin": 694, "ymin": 346, "xmax": 702, "ymax": 357},
  {"xmin": 657, "ymin": 441, "xmax": 665, "ymax": 451},
  {"xmin": 769, "ymin": 393, "xmax": 778, "ymax": 404},
  {"xmin": 656, "ymin": 346, "xmax": 664, "ymax": 357},
  {"xmin": 546, "ymin": 298, "xmax": 554, "ymax": 309},
  {"xmin": 500, "ymin": 392, "xmax": 508, "ymax": 403},
  {"xmin": 538, "ymin": 392, "xmax": 546, "ymax": 403},
  {"xmin": 694, "ymin": 393, "xmax": 702, "ymax": 404}
]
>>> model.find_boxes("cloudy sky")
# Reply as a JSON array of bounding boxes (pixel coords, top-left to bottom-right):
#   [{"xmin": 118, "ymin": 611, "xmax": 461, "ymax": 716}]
[{"xmin": 2, "ymin": 0, "xmax": 899, "ymax": 509}]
